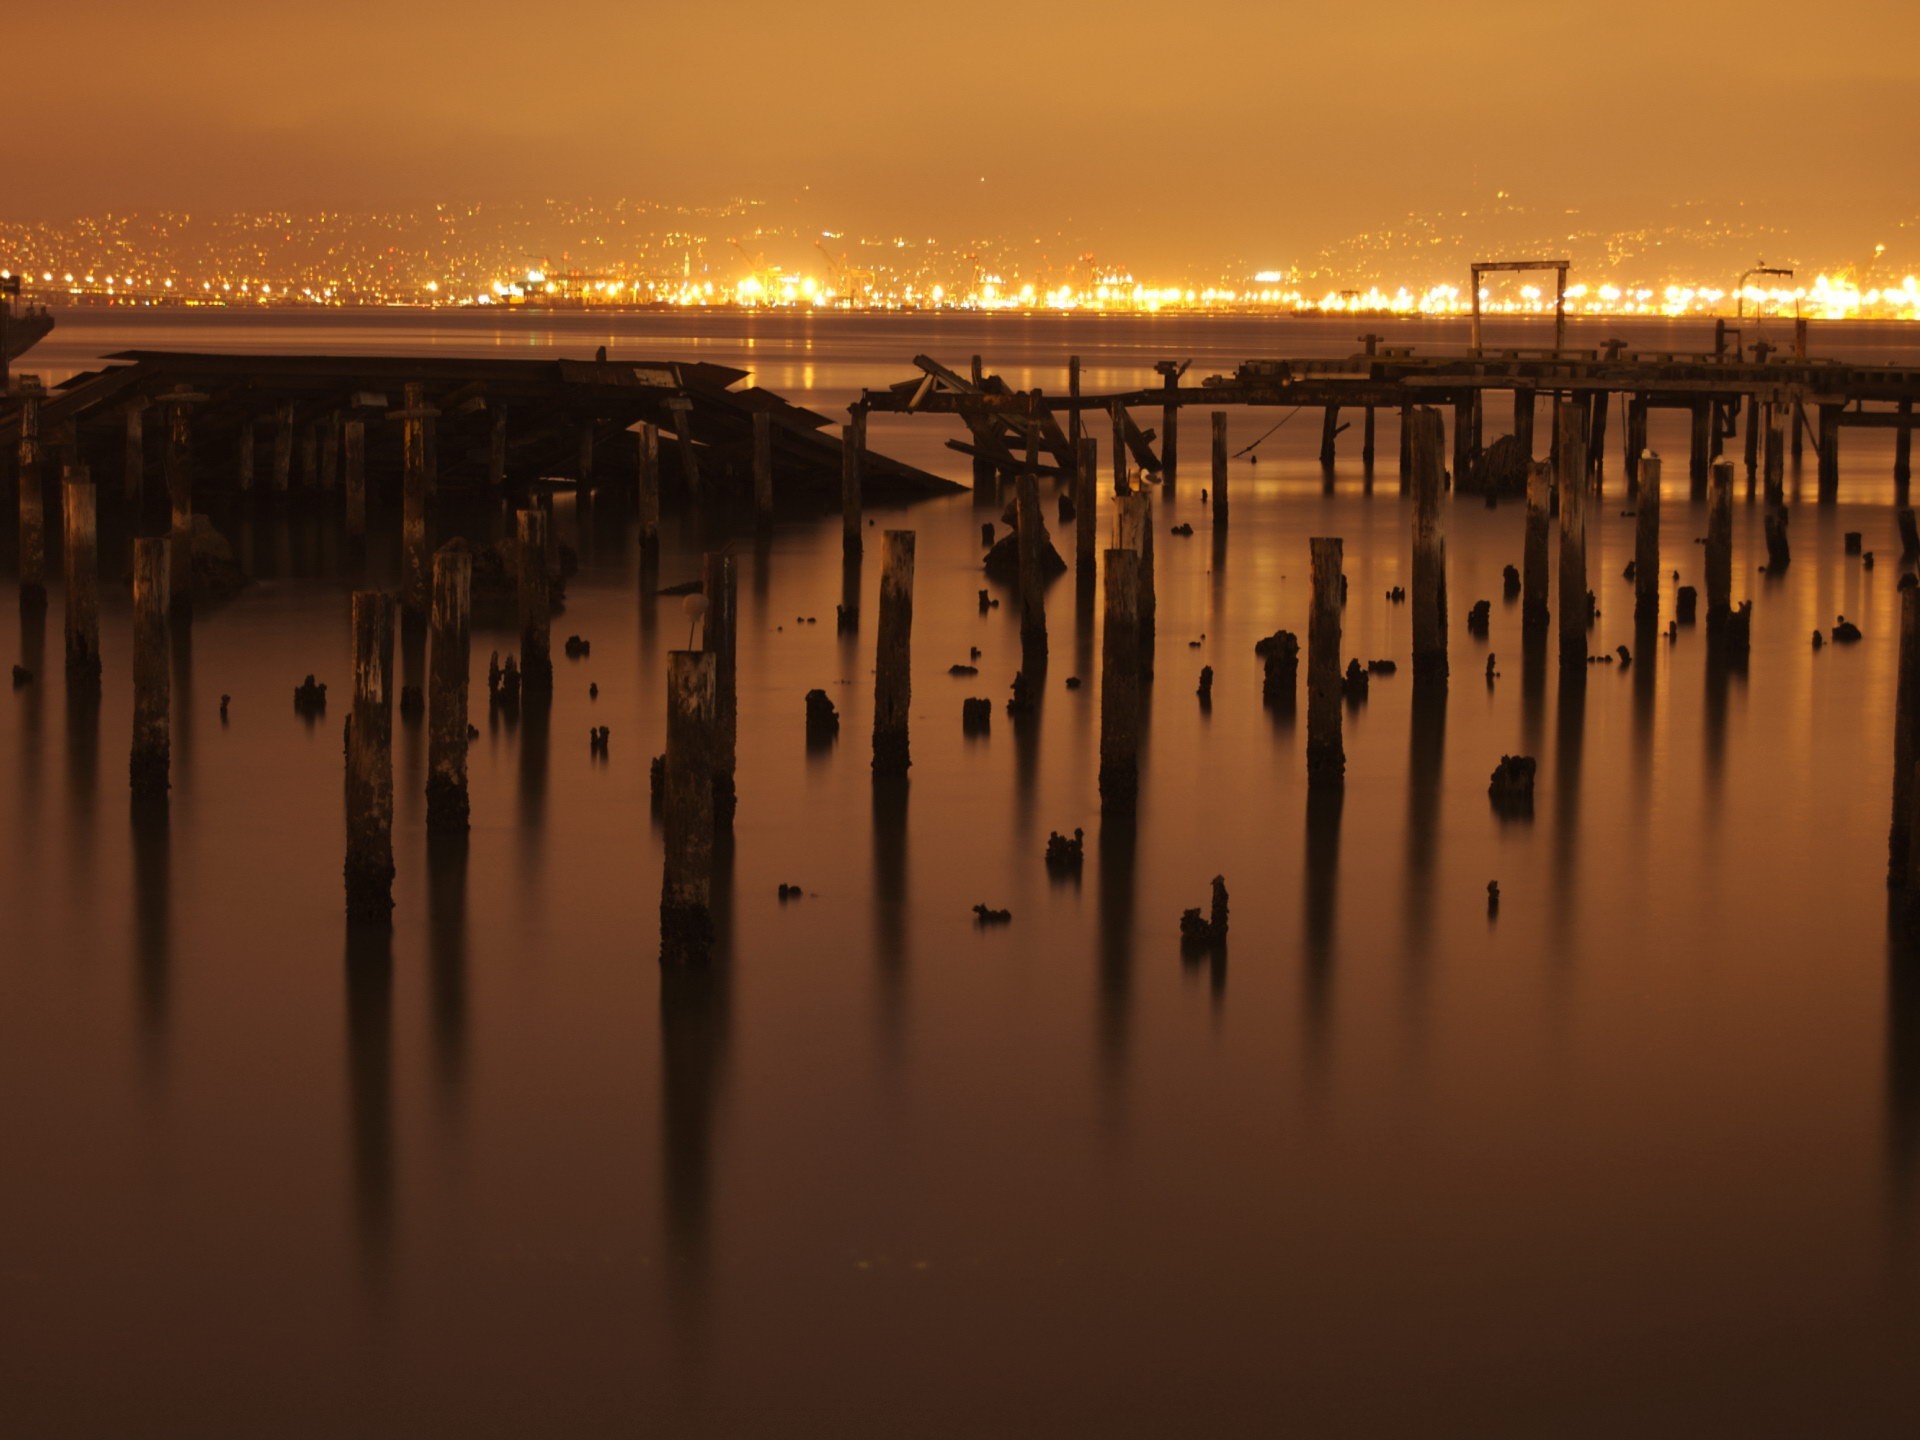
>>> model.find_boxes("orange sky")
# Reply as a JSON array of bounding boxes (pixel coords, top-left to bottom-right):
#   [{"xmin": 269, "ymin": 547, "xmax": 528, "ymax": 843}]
[{"xmin": 9, "ymin": 0, "xmax": 1915, "ymax": 265}]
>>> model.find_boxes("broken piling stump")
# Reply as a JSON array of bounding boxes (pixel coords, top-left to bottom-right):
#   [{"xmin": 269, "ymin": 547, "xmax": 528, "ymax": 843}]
[
  {"xmin": 1258, "ymin": 629, "xmax": 1300, "ymax": 706},
  {"xmin": 805, "ymin": 688, "xmax": 839, "ymax": 746},
  {"xmin": 662, "ymin": 650, "xmax": 718, "ymax": 965},
  {"xmin": 426, "ymin": 540, "xmax": 472, "ymax": 833},
  {"xmin": 1488, "ymin": 754, "xmax": 1536, "ymax": 818},
  {"xmin": 345, "ymin": 591, "xmax": 397, "ymax": 921},
  {"xmin": 1099, "ymin": 548, "xmax": 1142, "ymax": 816},
  {"xmin": 1180, "ymin": 876, "xmax": 1230, "ymax": 949},
  {"xmin": 872, "ymin": 531, "xmax": 915, "ymax": 777},
  {"xmin": 1307, "ymin": 538, "xmax": 1344, "ymax": 788},
  {"xmin": 130, "ymin": 538, "xmax": 170, "ymax": 804}
]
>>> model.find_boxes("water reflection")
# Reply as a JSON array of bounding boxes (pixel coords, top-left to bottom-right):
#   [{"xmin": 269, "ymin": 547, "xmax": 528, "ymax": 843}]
[
  {"xmin": 1403, "ymin": 688, "xmax": 1445, "ymax": 1019},
  {"xmin": 871, "ymin": 777, "xmax": 909, "ymax": 1057},
  {"xmin": 1302, "ymin": 785, "xmax": 1343, "ymax": 1082},
  {"xmin": 170, "ymin": 613, "xmax": 193, "ymax": 790},
  {"xmin": 345, "ymin": 924, "xmax": 394, "ymax": 1288},
  {"xmin": 659, "ymin": 962, "xmax": 731, "ymax": 1342},
  {"xmin": 1888, "ymin": 931, "xmax": 1920, "ymax": 1277},
  {"xmin": 517, "ymin": 690, "xmax": 550, "ymax": 875},
  {"xmin": 1096, "ymin": 818, "xmax": 1138, "ymax": 1111},
  {"xmin": 426, "ymin": 832, "xmax": 469, "ymax": 1111},
  {"xmin": 130, "ymin": 807, "xmax": 171, "ymax": 1074},
  {"xmin": 1552, "ymin": 670, "xmax": 1586, "ymax": 943}
]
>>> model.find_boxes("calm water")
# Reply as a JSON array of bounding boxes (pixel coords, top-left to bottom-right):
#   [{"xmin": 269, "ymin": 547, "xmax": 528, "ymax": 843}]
[{"xmin": 5, "ymin": 310, "xmax": 1920, "ymax": 1436}]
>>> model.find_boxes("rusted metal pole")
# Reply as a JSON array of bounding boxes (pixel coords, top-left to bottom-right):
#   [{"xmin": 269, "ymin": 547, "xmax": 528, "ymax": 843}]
[
  {"xmin": 1635, "ymin": 453, "xmax": 1661, "ymax": 631},
  {"xmin": 1524, "ymin": 460, "xmax": 1551, "ymax": 632},
  {"xmin": 426, "ymin": 541, "xmax": 472, "ymax": 833},
  {"xmin": 130, "ymin": 538, "xmax": 170, "ymax": 804},
  {"xmin": 1099, "ymin": 547, "xmax": 1141, "ymax": 817},
  {"xmin": 1307, "ymin": 537, "xmax": 1344, "ymax": 790},
  {"xmin": 346, "ymin": 591, "xmax": 397, "ymax": 921},
  {"xmin": 1706, "ymin": 459, "xmax": 1733, "ymax": 631},
  {"xmin": 1410, "ymin": 407, "xmax": 1448, "ymax": 690},
  {"xmin": 661, "ymin": 650, "xmax": 717, "ymax": 965},
  {"xmin": 1211, "ymin": 412, "xmax": 1229, "ymax": 524},
  {"xmin": 62, "ymin": 467, "xmax": 100, "ymax": 681},
  {"xmin": 842, "ymin": 412, "xmax": 864, "ymax": 558},
  {"xmin": 1557, "ymin": 402, "xmax": 1588, "ymax": 668},
  {"xmin": 516, "ymin": 508, "xmax": 552, "ymax": 696},
  {"xmin": 344, "ymin": 419, "xmax": 366, "ymax": 539},
  {"xmin": 702, "ymin": 551, "xmax": 738, "ymax": 823},
  {"xmin": 17, "ymin": 392, "xmax": 44, "ymax": 608},
  {"xmin": 1892, "ymin": 587, "xmax": 1920, "ymax": 885},
  {"xmin": 1017, "ymin": 470, "xmax": 1048, "ymax": 673},
  {"xmin": 872, "ymin": 530, "xmax": 915, "ymax": 777},
  {"xmin": 753, "ymin": 409, "xmax": 774, "ymax": 526}
]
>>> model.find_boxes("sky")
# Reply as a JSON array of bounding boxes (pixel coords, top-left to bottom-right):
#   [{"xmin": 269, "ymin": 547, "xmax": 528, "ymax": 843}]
[{"xmin": 12, "ymin": 0, "xmax": 1917, "ymax": 266}]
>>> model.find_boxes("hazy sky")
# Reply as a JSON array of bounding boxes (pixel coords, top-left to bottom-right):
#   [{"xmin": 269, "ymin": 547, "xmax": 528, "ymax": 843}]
[{"xmin": 13, "ymin": 0, "xmax": 1916, "ymax": 263}]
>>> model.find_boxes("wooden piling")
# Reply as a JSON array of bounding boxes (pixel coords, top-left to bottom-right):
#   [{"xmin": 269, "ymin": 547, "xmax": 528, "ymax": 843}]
[
  {"xmin": 426, "ymin": 541, "xmax": 472, "ymax": 833},
  {"xmin": 272, "ymin": 404, "xmax": 293, "ymax": 493},
  {"xmin": 1587, "ymin": 390, "xmax": 1609, "ymax": 483},
  {"xmin": 1161, "ymin": 368, "xmax": 1179, "ymax": 491},
  {"xmin": 753, "ymin": 410, "xmax": 774, "ymax": 526},
  {"xmin": 62, "ymin": 467, "xmax": 100, "ymax": 680},
  {"xmin": 1110, "ymin": 404, "xmax": 1127, "ymax": 498},
  {"xmin": 637, "ymin": 422, "xmax": 661, "ymax": 558},
  {"xmin": 400, "ymin": 383, "xmax": 433, "ymax": 619},
  {"xmin": 1099, "ymin": 548, "xmax": 1142, "ymax": 816},
  {"xmin": 1017, "ymin": 471, "xmax": 1048, "ymax": 672},
  {"xmin": 1897, "ymin": 399, "xmax": 1913, "ymax": 502},
  {"xmin": 842, "ymin": 413, "xmax": 864, "ymax": 557},
  {"xmin": 236, "ymin": 421, "xmax": 254, "ymax": 495},
  {"xmin": 516, "ymin": 508, "xmax": 552, "ymax": 696},
  {"xmin": 344, "ymin": 420, "xmax": 366, "ymax": 538},
  {"xmin": 130, "ymin": 538, "xmax": 170, "ymax": 803},
  {"xmin": 1307, "ymin": 538, "xmax": 1344, "ymax": 789},
  {"xmin": 1410, "ymin": 407, "xmax": 1448, "ymax": 689},
  {"xmin": 578, "ymin": 419, "xmax": 595, "ymax": 486},
  {"xmin": 1765, "ymin": 401, "xmax": 1785, "ymax": 491},
  {"xmin": 1892, "ymin": 587, "xmax": 1920, "ymax": 885},
  {"xmin": 1115, "ymin": 490, "xmax": 1156, "ymax": 681},
  {"xmin": 489, "ymin": 406, "xmax": 508, "ymax": 489},
  {"xmin": 1514, "ymin": 387, "xmax": 1536, "ymax": 459},
  {"xmin": 165, "ymin": 399, "xmax": 193, "ymax": 614},
  {"xmin": 1635, "ymin": 453, "xmax": 1661, "ymax": 630},
  {"xmin": 1817, "ymin": 403, "xmax": 1842, "ymax": 503},
  {"xmin": 345, "ymin": 591, "xmax": 396, "ymax": 921},
  {"xmin": 1399, "ymin": 402, "xmax": 1414, "ymax": 489},
  {"xmin": 1706, "ymin": 460, "xmax": 1733, "ymax": 630},
  {"xmin": 123, "ymin": 401, "xmax": 144, "ymax": 504},
  {"xmin": 872, "ymin": 530, "xmax": 915, "ymax": 777},
  {"xmin": 17, "ymin": 393, "xmax": 43, "ymax": 606},
  {"xmin": 1762, "ymin": 404, "xmax": 1790, "ymax": 571},
  {"xmin": 1211, "ymin": 412, "xmax": 1229, "ymax": 524},
  {"xmin": 661, "ymin": 650, "xmax": 718, "ymax": 965},
  {"xmin": 320, "ymin": 416, "xmax": 339, "ymax": 491},
  {"xmin": 1319, "ymin": 406, "xmax": 1339, "ymax": 468},
  {"xmin": 1626, "ymin": 396, "xmax": 1648, "ymax": 496},
  {"xmin": 1524, "ymin": 460, "xmax": 1551, "ymax": 631},
  {"xmin": 299, "ymin": 423, "xmax": 317, "ymax": 489},
  {"xmin": 667, "ymin": 398, "xmax": 703, "ymax": 503},
  {"xmin": 702, "ymin": 552, "xmax": 738, "ymax": 822},
  {"xmin": 1068, "ymin": 355, "xmax": 1081, "ymax": 457},
  {"xmin": 1689, "ymin": 400, "xmax": 1713, "ymax": 498},
  {"xmin": 1557, "ymin": 403, "xmax": 1588, "ymax": 668},
  {"xmin": 1076, "ymin": 437, "xmax": 1097, "ymax": 573}
]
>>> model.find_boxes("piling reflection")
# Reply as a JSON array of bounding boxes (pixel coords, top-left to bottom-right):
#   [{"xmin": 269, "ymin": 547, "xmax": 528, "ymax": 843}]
[
  {"xmin": 659, "ymin": 961, "xmax": 732, "ymax": 1343},
  {"xmin": 871, "ymin": 778, "xmax": 909, "ymax": 1055},
  {"xmin": 17, "ymin": 601, "xmax": 45, "ymax": 816},
  {"xmin": 64, "ymin": 680, "xmax": 99, "ymax": 865},
  {"xmin": 1552, "ymin": 669, "xmax": 1587, "ymax": 940},
  {"xmin": 838, "ymin": 546, "xmax": 861, "ymax": 662},
  {"xmin": 345, "ymin": 923, "xmax": 394, "ymax": 1288},
  {"xmin": 1631, "ymin": 616, "xmax": 1658, "ymax": 809},
  {"xmin": 1702, "ymin": 644, "xmax": 1733, "ymax": 803},
  {"xmin": 1888, "ymin": 930, "xmax": 1920, "ymax": 1277},
  {"xmin": 1403, "ymin": 688, "xmax": 1445, "ymax": 1015},
  {"xmin": 130, "ymin": 807, "xmax": 171, "ymax": 1074},
  {"xmin": 426, "ymin": 832, "xmax": 469, "ymax": 1111},
  {"xmin": 169, "ymin": 613, "xmax": 193, "ymax": 789},
  {"xmin": 1520, "ymin": 621, "xmax": 1548, "ymax": 758},
  {"xmin": 1302, "ymin": 785, "xmax": 1343, "ymax": 1079},
  {"xmin": 517, "ymin": 687, "xmax": 550, "ymax": 867},
  {"xmin": 1096, "ymin": 817, "xmax": 1139, "ymax": 1109}
]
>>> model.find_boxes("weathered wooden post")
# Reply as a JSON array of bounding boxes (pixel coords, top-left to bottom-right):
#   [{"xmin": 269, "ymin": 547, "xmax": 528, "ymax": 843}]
[
  {"xmin": 753, "ymin": 410, "xmax": 774, "ymax": 527},
  {"xmin": 1017, "ymin": 471, "xmax": 1048, "ymax": 673},
  {"xmin": 1557, "ymin": 403, "xmax": 1588, "ymax": 668},
  {"xmin": 1360, "ymin": 337, "xmax": 1379, "ymax": 470},
  {"xmin": 872, "ymin": 531, "xmax": 915, "ymax": 776},
  {"xmin": 1099, "ymin": 548, "xmax": 1141, "ymax": 816},
  {"xmin": 123, "ymin": 400, "xmax": 146, "ymax": 504},
  {"xmin": 516, "ymin": 508, "xmax": 552, "ymax": 696},
  {"xmin": 1523, "ymin": 460, "xmax": 1551, "ymax": 632},
  {"xmin": 1399, "ymin": 401, "xmax": 1414, "ymax": 489},
  {"xmin": 661, "ymin": 650, "xmax": 717, "ymax": 965},
  {"xmin": 1068, "ymin": 354, "xmax": 1081, "ymax": 457},
  {"xmin": 130, "ymin": 538, "xmax": 170, "ymax": 804},
  {"xmin": 426, "ymin": 541, "xmax": 472, "ymax": 833},
  {"xmin": 1160, "ymin": 365, "xmax": 1179, "ymax": 491},
  {"xmin": 320, "ymin": 414, "xmax": 340, "ymax": 491},
  {"xmin": 637, "ymin": 422, "xmax": 661, "ymax": 560},
  {"xmin": 1765, "ymin": 401, "xmax": 1786, "ymax": 491},
  {"xmin": 235, "ymin": 420, "xmax": 255, "ymax": 496},
  {"xmin": 703, "ymin": 552, "xmax": 738, "ymax": 823},
  {"xmin": 1587, "ymin": 390, "xmax": 1609, "ymax": 484},
  {"xmin": 1211, "ymin": 412, "xmax": 1229, "ymax": 524},
  {"xmin": 394, "ymin": 383, "xmax": 437, "ymax": 619},
  {"xmin": 667, "ymin": 397, "xmax": 703, "ymax": 503},
  {"xmin": 1319, "ymin": 406, "xmax": 1340, "ymax": 468},
  {"xmin": 16, "ymin": 392, "xmax": 44, "ymax": 608},
  {"xmin": 1115, "ymin": 490, "xmax": 1156, "ymax": 681},
  {"xmin": 577, "ymin": 418, "xmax": 595, "ymax": 486},
  {"xmin": 162, "ymin": 391, "xmax": 204, "ymax": 615},
  {"xmin": 488, "ymin": 406, "xmax": 508, "ymax": 490},
  {"xmin": 1625, "ymin": 396, "xmax": 1648, "ymax": 496},
  {"xmin": 1410, "ymin": 407, "xmax": 1448, "ymax": 690},
  {"xmin": 1762, "ymin": 403, "xmax": 1790, "ymax": 571},
  {"xmin": 62, "ymin": 467, "xmax": 100, "ymax": 681},
  {"xmin": 1891, "ymin": 587, "xmax": 1920, "ymax": 884},
  {"xmin": 1514, "ymin": 387, "xmax": 1536, "ymax": 459},
  {"xmin": 1689, "ymin": 400, "xmax": 1713, "ymax": 498},
  {"xmin": 1452, "ymin": 397, "xmax": 1475, "ymax": 485},
  {"xmin": 1706, "ymin": 459, "xmax": 1733, "ymax": 632},
  {"xmin": 299, "ymin": 423, "xmax": 317, "ymax": 489},
  {"xmin": 1110, "ymin": 403, "xmax": 1127, "ymax": 497},
  {"xmin": 345, "ymin": 591, "xmax": 396, "ymax": 921},
  {"xmin": 1076, "ymin": 437, "xmax": 1097, "ymax": 573},
  {"xmin": 1897, "ymin": 399, "xmax": 1913, "ymax": 503},
  {"xmin": 1635, "ymin": 453, "xmax": 1661, "ymax": 631},
  {"xmin": 1307, "ymin": 538, "xmax": 1344, "ymax": 789},
  {"xmin": 343, "ymin": 419, "xmax": 367, "ymax": 538},
  {"xmin": 272, "ymin": 404, "xmax": 294, "ymax": 493},
  {"xmin": 842, "ymin": 412, "xmax": 864, "ymax": 558},
  {"xmin": 1817, "ymin": 403, "xmax": 1841, "ymax": 503}
]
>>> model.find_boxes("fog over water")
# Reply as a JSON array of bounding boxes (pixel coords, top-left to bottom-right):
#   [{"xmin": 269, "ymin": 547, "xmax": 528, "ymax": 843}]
[{"xmin": 4, "ymin": 309, "xmax": 1920, "ymax": 1436}]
